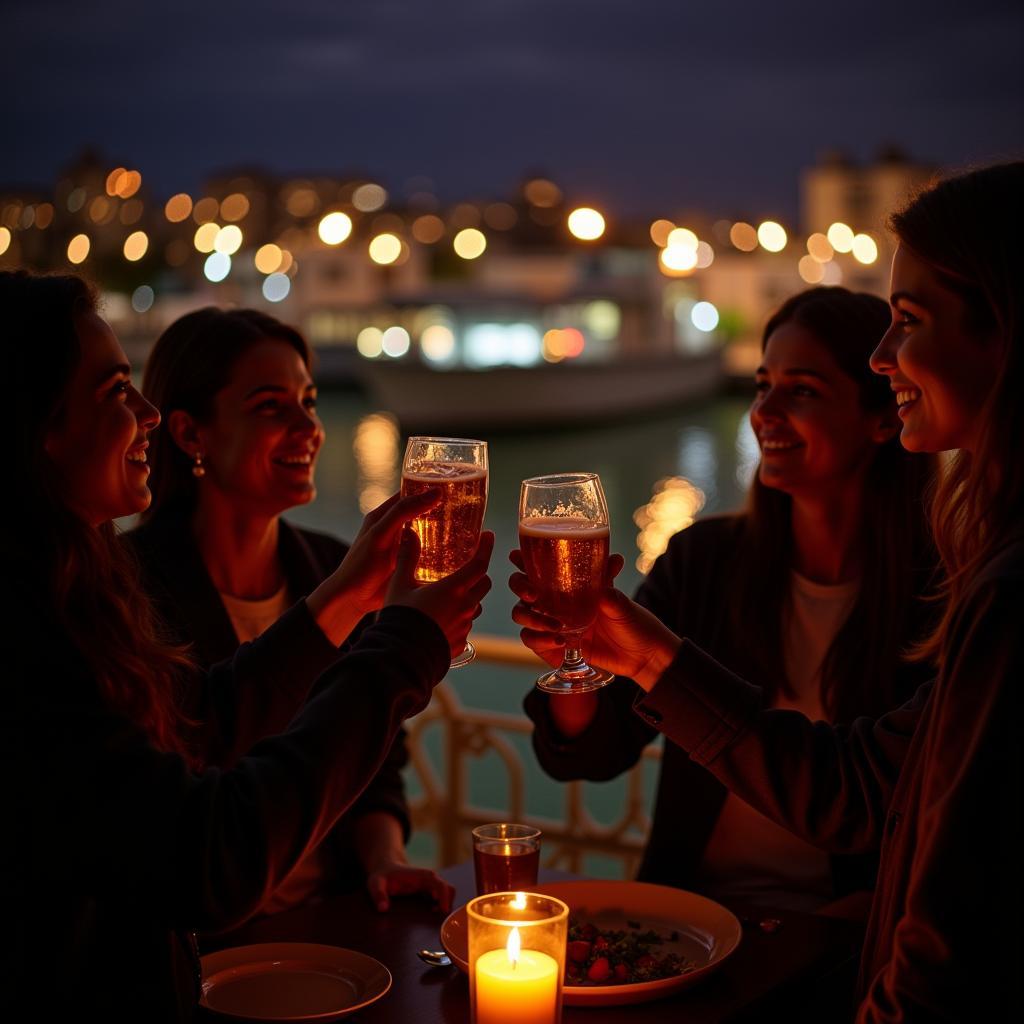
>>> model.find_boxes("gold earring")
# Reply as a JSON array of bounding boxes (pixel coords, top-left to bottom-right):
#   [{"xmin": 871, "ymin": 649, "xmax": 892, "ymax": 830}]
[{"xmin": 192, "ymin": 452, "xmax": 206, "ymax": 478}]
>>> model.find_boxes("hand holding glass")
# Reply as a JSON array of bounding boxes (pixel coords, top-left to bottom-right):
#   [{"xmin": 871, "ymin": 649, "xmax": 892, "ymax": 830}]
[
  {"xmin": 401, "ymin": 436, "xmax": 488, "ymax": 668},
  {"xmin": 518, "ymin": 473, "xmax": 614, "ymax": 693}
]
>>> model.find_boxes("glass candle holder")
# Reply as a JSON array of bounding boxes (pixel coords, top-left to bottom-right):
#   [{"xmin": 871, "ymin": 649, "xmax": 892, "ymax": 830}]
[{"xmin": 468, "ymin": 891, "xmax": 569, "ymax": 1024}]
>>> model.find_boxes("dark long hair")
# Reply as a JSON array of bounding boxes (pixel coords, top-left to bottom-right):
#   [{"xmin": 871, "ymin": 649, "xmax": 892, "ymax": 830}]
[
  {"xmin": 891, "ymin": 162, "xmax": 1024, "ymax": 667},
  {"xmin": 730, "ymin": 287, "xmax": 937, "ymax": 721},
  {"xmin": 0, "ymin": 270, "xmax": 193, "ymax": 757},
  {"xmin": 140, "ymin": 307, "xmax": 311, "ymax": 520}
]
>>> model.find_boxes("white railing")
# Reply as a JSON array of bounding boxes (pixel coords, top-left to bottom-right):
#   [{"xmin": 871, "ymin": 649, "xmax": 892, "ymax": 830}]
[{"xmin": 405, "ymin": 634, "xmax": 661, "ymax": 877}]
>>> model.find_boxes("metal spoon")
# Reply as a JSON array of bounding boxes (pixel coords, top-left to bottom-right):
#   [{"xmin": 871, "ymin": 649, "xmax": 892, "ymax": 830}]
[{"xmin": 418, "ymin": 949, "xmax": 453, "ymax": 967}]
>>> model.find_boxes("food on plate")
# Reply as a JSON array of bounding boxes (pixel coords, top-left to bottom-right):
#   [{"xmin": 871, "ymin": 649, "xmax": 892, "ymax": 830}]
[{"xmin": 564, "ymin": 917, "xmax": 695, "ymax": 985}]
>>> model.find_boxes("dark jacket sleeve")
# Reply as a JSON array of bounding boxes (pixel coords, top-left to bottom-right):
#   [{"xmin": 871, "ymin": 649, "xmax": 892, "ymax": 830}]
[
  {"xmin": 859, "ymin": 574, "xmax": 1022, "ymax": 1022},
  {"xmin": 19, "ymin": 605, "xmax": 449, "ymax": 933},
  {"xmin": 634, "ymin": 640, "xmax": 926, "ymax": 854}
]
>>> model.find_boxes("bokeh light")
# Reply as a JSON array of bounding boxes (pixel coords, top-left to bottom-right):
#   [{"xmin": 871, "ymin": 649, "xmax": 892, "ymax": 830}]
[
  {"xmin": 667, "ymin": 227, "xmax": 698, "ymax": 251},
  {"xmin": 729, "ymin": 222, "xmax": 758, "ymax": 252},
  {"xmin": 262, "ymin": 272, "xmax": 291, "ymax": 302},
  {"xmin": 204, "ymin": 252, "xmax": 231, "ymax": 282},
  {"xmin": 285, "ymin": 187, "xmax": 318, "ymax": 218},
  {"xmin": 634, "ymin": 477, "xmax": 706, "ymax": 573},
  {"xmin": 35, "ymin": 203, "xmax": 54, "ymax": 229},
  {"xmin": 483, "ymin": 202, "xmax": 517, "ymax": 230},
  {"xmin": 66, "ymin": 233, "xmax": 90, "ymax": 264},
  {"xmin": 659, "ymin": 245, "xmax": 698, "ymax": 275},
  {"xmin": 691, "ymin": 301, "xmax": 720, "ymax": 332},
  {"xmin": 105, "ymin": 167, "xmax": 126, "ymax": 197},
  {"xmin": 412, "ymin": 214, "xmax": 445, "ymax": 244},
  {"xmin": 421, "ymin": 324, "xmax": 456, "ymax": 362},
  {"xmin": 318, "ymin": 211, "xmax": 353, "ymax": 245},
  {"xmin": 193, "ymin": 197, "xmax": 220, "ymax": 224},
  {"xmin": 353, "ymin": 183, "xmax": 387, "ymax": 212},
  {"xmin": 524, "ymin": 179, "xmax": 561, "ymax": 208},
  {"xmin": 123, "ymin": 231, "xmax": 149, "ymax": 261},
  {"xmin": 827, "ymin": 222, "xmax": 855, "ymax": 253},
  {"xmin": 220, "ymin": 193, "xmax": 250, "ymax": 222},
  {"xmin": 567, "ymin": 207, "xmax": 605, "ymax": 241},
  {"xmin": 453, "ymin": 227, "xmax": 487, "ymax": 259},
  {"xmin": 381, "ymin": 326, "xmax": 411, "ymax": 358},
  {"xmin": 649, "ymin": 219, "xmax": 675, "ymax": 247},
  {"xmin": 131, "ymin": 285, "xmax": 155, "ymax": 313},
  {"xmin": 821, "ymin": 261, "xmax": 843, "ymax": 285},
  {"xmin": 807, "ymin": 232, "xmax": 834, "ymax": 262},
  {"xmin": 757, "ymin": 221, "xmax": 787, "ymax": 252},
  {"xmin": 695, "ymin": 241, "xmax": 715, "ymax": 268},
  {"xmin": 194, "ymin": 222, "xmax": 220, "ymax": 253},
  {"xmin": 67, "ymin": 188, "xmax": 86, "ymax": 213},
  {"xmin": 254, "ymin": 243, "xmax": 283, "ymax": 274},
  {"xmin": 369, "ymin": 233, "xmax": 402, "ymax": 265},
  {"xmin": 798, "ymin": 255, "xmax": 826, "ymax": 284},
  {"xmin": 214, "ymin": 224, "xmax": 243, "ymax": 255},
  {"xmin": 0, "ymin": 226, "xmax": 11, "ymax": 255},
  {"xmin": 356, "ymin": 326, "xmax": 384, "ymax": 358},
  {"xmin": 852, "ymin": 232, "xmax": 878, "ymax": 264}
]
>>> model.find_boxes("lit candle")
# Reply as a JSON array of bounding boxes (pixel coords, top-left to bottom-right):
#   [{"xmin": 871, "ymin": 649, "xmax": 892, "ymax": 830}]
[{"xmin": 474, "ymin": 926, "xmax": 559, "ymax": 1024}]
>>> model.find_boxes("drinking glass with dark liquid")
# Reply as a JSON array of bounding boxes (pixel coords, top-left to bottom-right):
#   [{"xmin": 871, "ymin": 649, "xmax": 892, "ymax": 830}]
[
  {"xmin": 401, "ymin": 437, "xmax": 488, "ymax": 668},
  {"xmin": 519, "ymin": 473, "xmax": 615, "ymax": 693},
  {"xmin": 472, "ymin": 824, "xmax": 542, "ymax": 896}
]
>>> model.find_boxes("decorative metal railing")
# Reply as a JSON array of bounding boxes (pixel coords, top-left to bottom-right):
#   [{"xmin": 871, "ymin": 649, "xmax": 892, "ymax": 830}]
[{"xmin": 405, "ymin": 634, "xmax": 661, "ymax": 878}]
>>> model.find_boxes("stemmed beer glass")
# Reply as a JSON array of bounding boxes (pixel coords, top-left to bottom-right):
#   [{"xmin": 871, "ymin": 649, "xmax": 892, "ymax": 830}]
[
  {"xmin": 518, "ymin": 473, "xmax": 615, "ymax": 693},
  {"xmin": 401, "ymin": 436, "xmax": 488, "ymax": 668}
]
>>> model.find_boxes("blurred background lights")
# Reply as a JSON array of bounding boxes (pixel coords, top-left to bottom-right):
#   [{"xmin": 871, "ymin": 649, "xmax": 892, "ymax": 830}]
[
  {"xmin": 214, "ymin": 224, "xmax": 243, "ymax": 255},
  {"xmin": 660, "ymin": 245, "xmax": 698, "ymax": 274},
  {"xmin": 0, "ymin": 226, "xmax": 11, "ymax": 255},
  {"xmin": 634, "ymin": 477, "xmax": 706, "ymax": 573},
  {"xmin": 691, "ymin": 301, "xmax": 720, "ymax": 332},
  {"xmin": 567, "ymin": 207, "xmax": 605, "ymax": 241},
  {"xmin": 582, "ymin": 299, "xmax": 621, "ymax": 341},
  {"xmin": 131, "ymin": 285, "xmax": 155, "ymax": 313},
  {"xmin": 193, "ymin": 197, "xmax": 220, "ymax": 224},
  {"xmin": 118, "ymin": 200, "xmax": 142, "ymax": 225},
  {"xmin": 542, "ymin": 327, "xmax": 586, "ymax": 363},
  {"xmin": 757, "ymin": 221, "xmax": 787, "ymax": 252},
  {"xmin": 204, "ymin": 251, "xmax": 231, "ymax": 282},
  {"xmin": 67, "ymin": 187, "xmax": 86, "ymax": 213},
  {"xmin": 352, "ymin": 183, "xmax": 388, "ymax": 212},
  {"xmin": 35, "ymin": 203, "xmax": 54, "ymax": 229},
  {"xmin": 852, "ymin": 232, "xmax": 878, "ymax": 264},
  {"xmin": 649, "ymin": 219, "xmax": 675, "ymax": 247},
  {"xmin": 369, "ymin": 233, "xmax": 402, "ymax": 265},
  {"xmin": 420, "ymin": 324, "xmax": 456, "ymax": 362},
  {"xmin": 524, "ymin": 178, "xmax": 561, "ymax": 208},
  {"xmin": 318, "ymin": 211, "xmax": 353, "ymax": 245},
  {"xmin": 412, "ymin": 214, "xmax": 445, "ymax": 244},
  {"xmin": 729, "ymin": 222, "xmax": 758, "ymax": 252},
  {"xmin": 798, "ymin": 254, "xmax": 826, "ymax": 284},
  {"xmin": 381, "ymin": 326, "xmax": 411, "ymax": 358},
  {"xmin": 483, "ymin": 202, "xmax": 517, "ymax": 230},
  {"xmin": 453, "ymin": 227, "xmax": 487, "ymax": 259},
  {"xmin": 806, "ymin": 232, "xmax": 834, "ymax": 262},
  {"xmin": 695, "ymin": 241, "xmax": 715, "ymax": 268},
  {"xmin": 821, "ymin": 261, "xmax": 843, "ymax": 285},
  {"xmin": 66, "ymin": 233, "xmax": 90, "ymax": 264},
  {"xmin": 123, "ymin": 230, "xmax": 149, "ymax": 261},
  {"xmin": 827, "ymin": 222, "xmax": 855, "ymax": 253},
  {"xmin": 356, "ymin": 326, "xmax": 384, "ymax": 358},
  {"xmin": 262, "ymin": 272, "xmax": 290, "ymax": 302},
  {"xmin": 219, "ymin": 193, "xmax": 250, "ymax": 222},
  {"xmin": 194, "ymin": 222, "xmax": 220, "ymax": 253},
  {"xmin": 105, "ymin": 167, "xmax": 126, "ymax": 196},
  {"xmin": 667, "ymin": 227, "xmax": 698, "ymax": 251},
  {"xmin": 285, "ymin": 187, "xmax": 318, "ymax": 218},
  {"xmin": 254, "ymin": 243, "xmax": 283, "ymax": 274}
]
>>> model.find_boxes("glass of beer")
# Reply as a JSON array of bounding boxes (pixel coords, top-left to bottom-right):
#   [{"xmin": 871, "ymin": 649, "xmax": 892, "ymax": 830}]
[
  {"xmin": 518, "ymin": 473, "xmax": 614, "ymax": 693},
  {"xmin": 401, "ymin": 436, "xmax": 488, "ymax": 668},
  {"xmin": 472, "ymin": 823, "xmax": 542, "ymax": 895}
]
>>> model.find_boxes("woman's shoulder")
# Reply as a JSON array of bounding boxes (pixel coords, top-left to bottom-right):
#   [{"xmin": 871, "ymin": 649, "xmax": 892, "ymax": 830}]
[
  {"xmin": 280, "ymin": 520, "xmax": 350, "ymax": 567},
  {"xmin": 661, "ymin": 514, "xmax": 747, "ymax": 562}
]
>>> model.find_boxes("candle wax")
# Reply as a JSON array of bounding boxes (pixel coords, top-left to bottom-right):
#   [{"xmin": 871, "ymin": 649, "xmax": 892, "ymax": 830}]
[{"xmin": 474, "ymin": 946, "xmax": 559, "ymax": 1024}]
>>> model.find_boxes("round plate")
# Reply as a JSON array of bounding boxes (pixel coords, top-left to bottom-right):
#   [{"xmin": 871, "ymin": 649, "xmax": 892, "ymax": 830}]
[
  {"xmin": 200, "ymin": 942, "xmax": 392, "ymax": 1022},
  {"xmin": 440, "ymin": 880, "xmax": 741, "ymax": 1007}
]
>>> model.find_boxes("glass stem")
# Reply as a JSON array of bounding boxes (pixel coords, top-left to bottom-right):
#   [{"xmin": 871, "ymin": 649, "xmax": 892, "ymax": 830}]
[{"xmin": 562, "ymin": 644, "xmax": 585, "ymax": 669}]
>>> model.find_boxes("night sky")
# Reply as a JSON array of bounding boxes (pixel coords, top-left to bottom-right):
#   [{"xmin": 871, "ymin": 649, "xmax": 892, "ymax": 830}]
[{"xmin": 5, "ymin": 0, "xmax": 1022, "ymax": 220}]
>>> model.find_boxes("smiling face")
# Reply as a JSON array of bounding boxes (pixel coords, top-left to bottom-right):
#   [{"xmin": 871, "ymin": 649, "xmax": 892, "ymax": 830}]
[
  {"xmin": 44, "ymin": 312, "xmax": 160, "ymax": 525},
  {"xmin": 190, "ymin": 338, "xmax": 323, "ymax": 518},
  {"xmin": 751, "ymin": 321, "xmax": 893, "ymax": 500},
  {"xmin": 870, "ymin": 244, "xmax": 1002, "ymax": 454}
]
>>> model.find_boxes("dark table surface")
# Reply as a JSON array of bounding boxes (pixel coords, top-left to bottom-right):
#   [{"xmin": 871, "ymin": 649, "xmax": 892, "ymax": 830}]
[{"xmin": 201, "ymin": 863, "xmax": 863, "ymax": 1023}]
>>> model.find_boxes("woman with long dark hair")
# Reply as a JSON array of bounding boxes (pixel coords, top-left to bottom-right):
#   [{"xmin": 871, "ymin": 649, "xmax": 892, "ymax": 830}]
[
  {"xmin": 2, "ymin": 270, "xmax": 492, "ymax": 1022},
  {"xmin": 128, "ymin": 307, "xmax": 450, "ymax": 915},
  {"xmin": 525, "ymin": 287, "xmax": 936, "ymax": 910},
  {"xmin": 514, "ymin": 163, "xmax": 1022, "ymax": 1017}
]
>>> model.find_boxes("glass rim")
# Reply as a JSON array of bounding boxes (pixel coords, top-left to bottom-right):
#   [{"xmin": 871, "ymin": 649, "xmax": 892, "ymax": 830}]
[
  {"xmin": 472, "ymin": 823, "xmax": 541, "ymax": 842},
  {"xmin": 406, "ymin": 435, "xmax": 488, "ymax": 447},
  {"xmin": 521, "ymin": 472, "xmax": 600, "ymax": 487},
  {"xmin": 466, "ymin": 891, "xmax": 570, "ymax": 927}
]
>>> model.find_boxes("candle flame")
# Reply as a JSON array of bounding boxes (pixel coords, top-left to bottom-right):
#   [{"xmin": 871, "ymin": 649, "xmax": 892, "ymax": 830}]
[
  {"xmin": 506, "ymin": 926, "xmax": 521, "ymax": 967},
  {"xmin": 511, "ymin": 892, "xmax": 527, "ymax": 910}
]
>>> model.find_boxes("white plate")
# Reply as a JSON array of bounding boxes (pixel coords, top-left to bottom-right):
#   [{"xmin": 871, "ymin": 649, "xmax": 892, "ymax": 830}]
[
  {"xmin": 200, "ymin": 942, "xmax": 392, "ymax": 1022},
  {"xmin": 441, "ymin": 880, "xmax": 741, "ymax": 1007}
]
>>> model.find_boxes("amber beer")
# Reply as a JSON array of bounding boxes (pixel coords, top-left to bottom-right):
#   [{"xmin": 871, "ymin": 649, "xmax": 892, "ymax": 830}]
[
  {"xmin": 401, "ymin": 462, "xmax": 488, "ymax": 582},
  {"xmin": 518, "ymin": 516, "xmax": 610, "ymax": 630}
]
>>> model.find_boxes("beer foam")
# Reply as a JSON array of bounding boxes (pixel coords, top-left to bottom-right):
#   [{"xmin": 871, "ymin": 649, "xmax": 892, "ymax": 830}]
[
  {"xmin": 519, "ymin": 516, "xmax": 610, "ymax": 538},
  {"xmin": 404, "ymin": 461, "xmax": 487, "ymax": 483}
]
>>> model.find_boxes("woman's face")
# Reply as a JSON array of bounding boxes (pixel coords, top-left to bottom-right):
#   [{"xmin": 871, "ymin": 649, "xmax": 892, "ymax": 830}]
[
  {"xmin": 44, "ymin": 312, "xmax": 160, "ymax": 525},
  {"xmin": 194, "ymin": 338, "xmax": 324, "ymax": 517},
  {"xmin": 751, "ymin": 321, "xmax": 891, "ymax": 500},
  {"xmin": 870, "ymin": 244, "xmax": 1002, "ymax": 454}
]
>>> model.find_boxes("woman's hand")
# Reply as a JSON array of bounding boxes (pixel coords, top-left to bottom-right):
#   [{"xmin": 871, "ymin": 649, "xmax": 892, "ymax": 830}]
[
  {"xmin": 306, "ymin": 490, "xmax": 442, "ymax": 645},
  {"xmin": 386, "ymin": 530, "xmax": 495, "ymax": 659},
  {"xmin": 509, "ymin": 549, "xmax": 681, "ymax": 691},
  {"xmin": 365, "ymin": 858, "xmax": 455, "ymax": 914}
]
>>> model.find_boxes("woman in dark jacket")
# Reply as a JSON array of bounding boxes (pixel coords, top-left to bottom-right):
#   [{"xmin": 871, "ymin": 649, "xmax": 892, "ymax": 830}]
[
  {"xmin": 1, "ymin": 270, "xmax": 493, "ymax": 1022},
  {"xmin": 526, "ymin": 287, "xmax": 937, "ymax": 911},
  {"xmin": 514, "ymin": 163, "xmax": 1022, "ymax": 1020},
  {"xmin": 128, "ymin": 308, "xmax": 448, "ymax": 915}
]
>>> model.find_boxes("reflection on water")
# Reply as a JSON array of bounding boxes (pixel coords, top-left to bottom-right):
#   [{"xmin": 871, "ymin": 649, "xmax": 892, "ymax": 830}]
[
  {"xmin": 735, "ymin": 414, "xmax": 759, "ymax": 492},
  {"xmin": 353, "ymin": 412, "xmax": 400, "ymax": 513},
  {"xmin": 676, "ymin": 427, "xmax": 717, "ymax": 505},
  {"xmin": 633, "ymin": 477, "xmax": 706, "ymax": 574}
]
